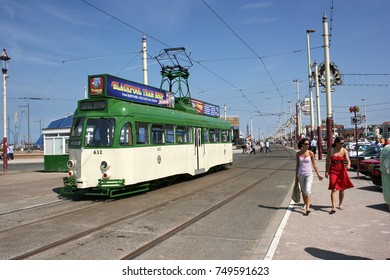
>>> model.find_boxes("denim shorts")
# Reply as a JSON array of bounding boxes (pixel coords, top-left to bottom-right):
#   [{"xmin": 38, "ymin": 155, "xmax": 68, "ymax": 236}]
[{"xmin": 298, "ymin": 174, "xmax": 313, "ymax": 196}]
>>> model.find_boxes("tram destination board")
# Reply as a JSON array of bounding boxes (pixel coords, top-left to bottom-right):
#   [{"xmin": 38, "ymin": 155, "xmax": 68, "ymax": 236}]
[{"xmin": 80, "ymin": 100, "xmax": 106, "ymax": 111}]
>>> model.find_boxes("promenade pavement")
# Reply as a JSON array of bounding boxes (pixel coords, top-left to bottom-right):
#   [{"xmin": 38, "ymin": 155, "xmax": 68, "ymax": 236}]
[
  {"xmin": 269, "ymin": 157, "xmax": 390, "ymax": 260},
  {"xmin": 2, "ymin": 148, "xmax": 389, "ymax": 260}
]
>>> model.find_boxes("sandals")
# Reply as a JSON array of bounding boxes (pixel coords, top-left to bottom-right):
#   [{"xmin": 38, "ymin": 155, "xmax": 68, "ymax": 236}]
[{"xmin": 329, "ymin": 209, "xmax": 336, "ymax": 214}]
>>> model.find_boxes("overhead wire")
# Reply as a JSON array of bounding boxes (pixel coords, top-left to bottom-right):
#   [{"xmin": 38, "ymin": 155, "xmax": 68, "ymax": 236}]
[
  {"xmin": 37, "ymin": 60, "xmax": 65, "ymax": 96},
  {"xmin": 200, "ymin": 0, "xmax": 284, "ymax": 134},
  {"xmin": 196, "ymin": 46, "xmax": 323, "ymax": 62},
  {"xmin": 80, "ymin": 0, "xmax": 170, "ymax": 48},
  {"xmin": 200, "ymin": 0, "xmax": 283, "ymax": 100},
  {"xmin": 80, "ymin": 0, "xmax": 273, "ymax": 129}
]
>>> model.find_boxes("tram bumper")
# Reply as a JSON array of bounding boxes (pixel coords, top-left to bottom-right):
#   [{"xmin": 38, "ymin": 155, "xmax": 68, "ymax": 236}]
[{"xmin": 76, "ymin": 177, "xmax": 89, "ymax": 189}]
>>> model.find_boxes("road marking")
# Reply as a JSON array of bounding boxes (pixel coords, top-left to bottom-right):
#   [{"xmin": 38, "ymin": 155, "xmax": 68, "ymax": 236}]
[{"xmin": 264, "ymin": 199, "xmax": 294, "ymax": 260}]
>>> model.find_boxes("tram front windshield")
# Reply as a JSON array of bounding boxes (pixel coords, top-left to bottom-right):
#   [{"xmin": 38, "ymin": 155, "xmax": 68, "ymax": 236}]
[{"xmin": 85, "ymin": 118, "xmax": 115, "ymax": 147}]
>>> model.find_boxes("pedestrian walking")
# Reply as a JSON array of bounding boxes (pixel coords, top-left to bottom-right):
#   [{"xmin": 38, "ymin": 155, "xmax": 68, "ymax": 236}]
[
  {"xmin": 246, "ymin": 139, "xmax": 251, "ymax": 154},
  {"xmin": 310, "ymin": 138, "xmax": 317, "ymax": 155},
  {"xmin": 380, "ymin": 144, "xmax": 390, "ymax": 212},
  {"xmin": 250, "ymin": 140, "xmax": 256, "ymax": 155},
  {"xmin": 265, "ymin": 140, "xmax": 271, "ymax": 153},
  {"xmin": 8, "ymin": 144, "xmax": 14, "ymax": 160},
  {"xmin": 259, "ymin": 141, "xmax": 265, "ymax": 153},
  {"xmin": 295, "ymin": 138, "xmax": 323, "ymax": 215},
  {"xmin": 325, "ymin": 137, "xmax": 354, "ymax": 214}
]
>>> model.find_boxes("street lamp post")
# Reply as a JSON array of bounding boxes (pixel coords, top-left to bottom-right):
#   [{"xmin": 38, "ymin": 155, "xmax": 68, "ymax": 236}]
[
  {"xmin": 322, "ymin": 15, "xmax": 333, "ymax": 149},
  {"xmin": 361, "ymin": 98, "xmax": 367, "ymax": 137},
  {"xmin": 19, "ymin": 103, "xmax": 30, "ymax": 149},
  {"xmin": 293, "ymin": 79, "xmax": 301, "ymax": 147},
  {"xmin": 306, "ymin": 29, "xmax": 315, "ymax": 140},
  {"xmin": 350, "ymin": 106, "xmax": 361, "ymax": 179},
  {"xmin": 288, "ymin": 101, "xmax": 293, "ymax": 148},
  {"xmin": 1, "ymin": 49, "xmax": 11, "ymax": 175},
  {"xmin": 314, "ymin": 63, "xmax": 323, "ymax": 160}
]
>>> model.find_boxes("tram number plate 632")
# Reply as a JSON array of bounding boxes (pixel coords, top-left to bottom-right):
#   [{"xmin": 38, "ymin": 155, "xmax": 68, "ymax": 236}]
[{"xmin": 93, "ymin": 150, "xmax": 103, "ymax": 155}]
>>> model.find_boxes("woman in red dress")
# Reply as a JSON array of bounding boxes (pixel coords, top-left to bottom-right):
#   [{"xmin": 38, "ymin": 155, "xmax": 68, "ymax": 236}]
[{"xmin": 325, "ymin": 137, "xmax": 354, "ymax": 214}]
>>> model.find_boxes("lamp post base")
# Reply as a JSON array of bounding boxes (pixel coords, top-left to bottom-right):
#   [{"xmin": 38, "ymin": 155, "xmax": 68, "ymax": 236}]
[{"xmin": 2, "ymin": 136, "xmax": 7, "ymax": 175}]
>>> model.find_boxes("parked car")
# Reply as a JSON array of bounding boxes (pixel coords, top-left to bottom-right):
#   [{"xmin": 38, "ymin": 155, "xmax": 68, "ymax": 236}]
[
  {"xmin": 345, "ymin": 142, "xmax": 370, "ymax": 158},
  {"xmin": 372, "ymin": 165, "xmax": 382, "ymax": 186},
  {"xmin": 350, "ymin": 146, "xmax": 383, "ymax": 170},
  {"xmin": 359, "ymin": 156, "xmax": 380, "ymax": 177}
]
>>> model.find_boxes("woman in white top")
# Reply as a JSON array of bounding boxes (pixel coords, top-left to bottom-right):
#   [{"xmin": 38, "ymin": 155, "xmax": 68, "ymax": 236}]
[{"xmin": 295, "ymin": 138, "xmax": 323, "ymax": 215}]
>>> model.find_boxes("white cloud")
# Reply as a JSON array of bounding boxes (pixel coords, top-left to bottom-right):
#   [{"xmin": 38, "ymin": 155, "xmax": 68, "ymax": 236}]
[
  {"xmin": 242, "ymin": 16, "xmax": 281, "ymax": 25},
  {"xmin": 240, "ymin": 2, "xmax": 274, "ymax": 10}
]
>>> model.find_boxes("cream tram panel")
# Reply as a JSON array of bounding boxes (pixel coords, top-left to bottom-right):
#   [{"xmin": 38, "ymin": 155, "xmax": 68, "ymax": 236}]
[{"xmin": 71, "ymin": 142, "xmax": 232, "ymax": 189}]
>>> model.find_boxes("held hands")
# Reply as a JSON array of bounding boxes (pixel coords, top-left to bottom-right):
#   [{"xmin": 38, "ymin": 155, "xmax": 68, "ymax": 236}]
[{"xmin": 317, "ymin": 174, "xmax": 323, "ymax": 181}]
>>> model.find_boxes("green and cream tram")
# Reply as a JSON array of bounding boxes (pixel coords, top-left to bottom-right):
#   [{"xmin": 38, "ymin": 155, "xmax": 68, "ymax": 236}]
[{"xmin": 61, "ymin": 74, "xmax": 233, "ymax": 198}]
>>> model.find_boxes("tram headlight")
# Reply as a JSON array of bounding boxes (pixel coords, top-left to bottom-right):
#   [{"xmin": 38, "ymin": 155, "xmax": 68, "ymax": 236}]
[
  {"xmin": 68, "ymin": 170, "xmax": 74, "ymax": 177},
  {"xmin": 102, "ymin": 171, "xmax": 112, "ymax": 179},
  {"xmin": 67, "ymin": 160, "xmax": 75, "ymax": 169},
  {"xmin": 100, "ymin": 160, "xmax": 111, "ymax": 170}
]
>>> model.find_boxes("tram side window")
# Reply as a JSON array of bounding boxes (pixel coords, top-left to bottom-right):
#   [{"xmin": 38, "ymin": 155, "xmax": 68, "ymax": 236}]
[
  {"xmin": 186, "ymin": 127, "xmax": 193, "ymax": 143},
  {"xmin": 210, "ymin": 129, "xmax": 220, "ymax": 143},
  {"xmin": 85, "ymin": 118, "xmax": 115, "ymax": 147},
  {"xmin": 203, "ymin": 128, "xmax": 209, "ymax": 143},
  {"xmin": 71, "ymin": 118, "xmax": 84, "ymax": 137},
  {"xmin": 152, "ymin": 125, "xmax": 164, "ymax": 144},
  {"xmin": 176, "ymin": 126, "xmax": 187, "ymax": 143},
  {"xmin": 136, "ymin": 122, "xmax": 149, "ymax": 144},
  {"xmin": 119, "ymin": 122, "xmax": 133, "ymax": 146},
  {"xmin": 221, "ymin": 130, "xmax": 230, "ymax": 142},
  {"xmin": 165, "ymin": 125, "xmax": 175, "ymax": 143}
]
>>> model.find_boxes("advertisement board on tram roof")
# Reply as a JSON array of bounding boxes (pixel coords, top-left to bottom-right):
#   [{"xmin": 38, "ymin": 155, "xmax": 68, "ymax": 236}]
[
  {"xmin": 88, "ymin": 74, "xmax": 175, "ymax": 108},
  {"xmin": 191, "ymin": 98, "xmax": 220, "ymax": 118},
  {"xmin": 87, "ymin": 74, "xmax": 220, "ymax": 118}
]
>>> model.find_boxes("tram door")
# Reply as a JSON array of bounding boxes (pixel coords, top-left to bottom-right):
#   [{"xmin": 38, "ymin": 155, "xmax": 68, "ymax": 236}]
[{"xmin": 194, "ymin": 128, "xmax": 206, "ymax": 174}]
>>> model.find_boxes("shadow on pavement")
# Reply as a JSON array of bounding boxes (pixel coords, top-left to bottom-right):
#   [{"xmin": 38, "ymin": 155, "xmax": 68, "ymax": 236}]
[
  {"xmin": 366, "ymin": 203, "xmax": 390, "ymax": 213},
  {"xmin": 304, "ymin": 247, "xmax": 372, "ymax": 260},
  {"xmin": 358, "ymin": 185, "xmax": 382, "ymax": 193}
]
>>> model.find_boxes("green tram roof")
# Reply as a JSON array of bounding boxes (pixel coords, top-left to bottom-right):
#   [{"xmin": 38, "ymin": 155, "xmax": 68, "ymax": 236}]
[{"xmin": 76, "ymin": 98, "xmax": 231, "ymax": 129}]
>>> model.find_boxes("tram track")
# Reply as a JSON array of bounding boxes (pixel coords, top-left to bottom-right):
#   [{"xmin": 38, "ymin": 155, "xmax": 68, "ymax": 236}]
[
  {"xmin": 8, "ymin": 158, "xmax": 274, "ymax": 259},
  {"xmin": 120, "ymin": 159, "xmax": 292, "ymax": 260},
  {"xmin": 4, "ymin": 149, "xmax": 295, "ymax": 260},
  {"xmin": 0, "ymin": 200, "xmax": 66, "ymax": 216}
]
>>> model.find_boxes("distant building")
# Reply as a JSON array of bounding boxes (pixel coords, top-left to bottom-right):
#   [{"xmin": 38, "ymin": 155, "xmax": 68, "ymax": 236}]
[
  {"xmin": 42, "ymin": 115, "xmax": 72, "ymax": 171},
  {"xmin": 225, "ymin": 115, "xmax": 239, "ymax": 141}
]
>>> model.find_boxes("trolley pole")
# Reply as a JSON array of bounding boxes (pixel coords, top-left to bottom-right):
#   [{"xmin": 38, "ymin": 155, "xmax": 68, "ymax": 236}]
[
  {"xmin": 322, "ymin": 15, "xmax": 333, "ymax": 149},
  {"xmin": 288, "ymin": 101, "xmax": 293, "ymax": 148}
]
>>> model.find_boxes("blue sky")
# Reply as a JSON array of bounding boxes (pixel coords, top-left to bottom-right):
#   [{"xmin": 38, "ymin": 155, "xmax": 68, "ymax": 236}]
[{"xmin": 1, "ymin": 0, "xmax": 389, "ymax": 143}]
